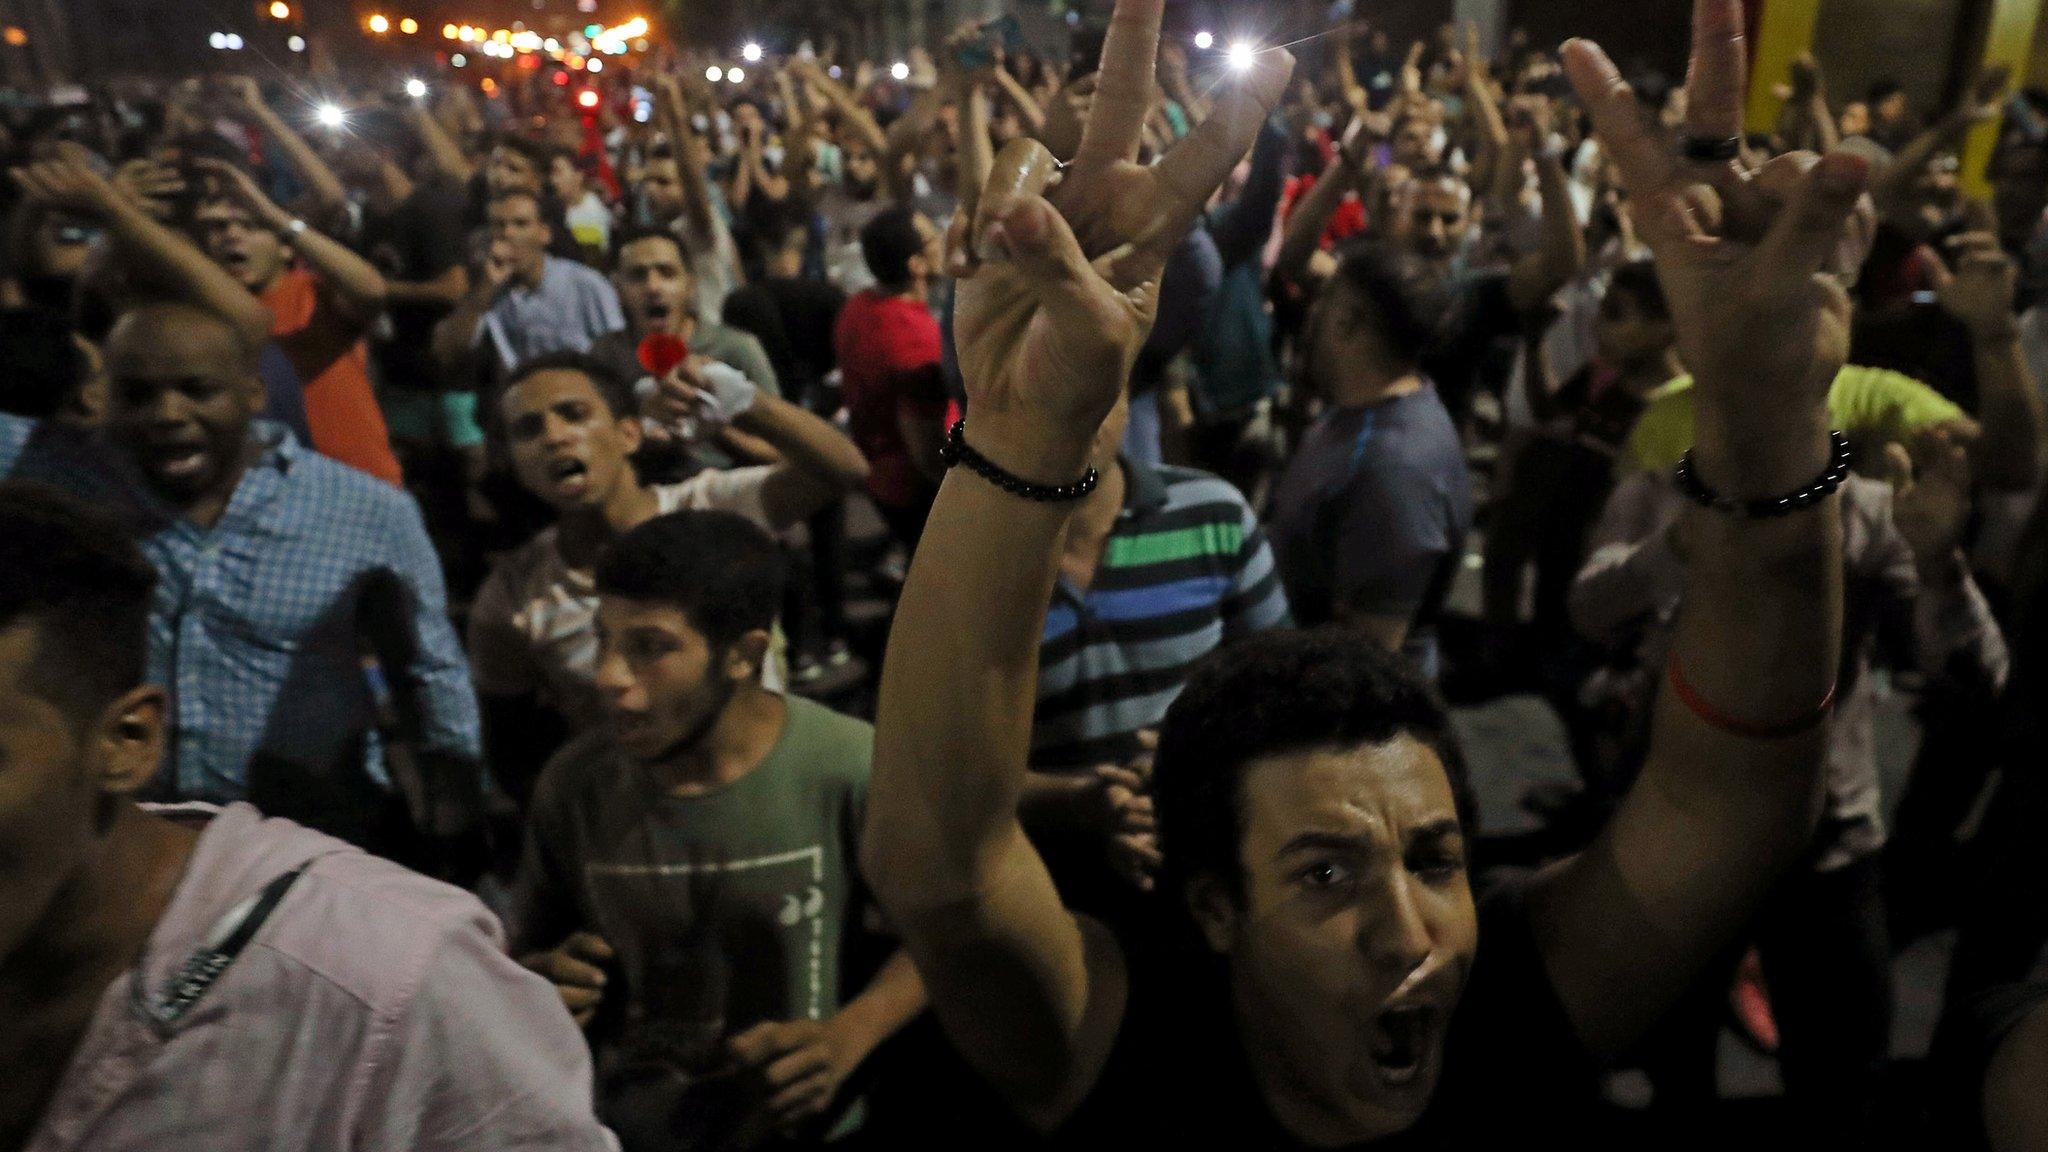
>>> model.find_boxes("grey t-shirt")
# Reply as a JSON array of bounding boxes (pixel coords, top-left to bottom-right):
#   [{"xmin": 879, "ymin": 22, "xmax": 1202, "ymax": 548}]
[
  {"xmin": 1267, "ymin": 386, "xmax": 1473, "ymax": 674},
  {"xmin": 510, "ymin": 697, "xmax": 876, "ymax": 1138}
]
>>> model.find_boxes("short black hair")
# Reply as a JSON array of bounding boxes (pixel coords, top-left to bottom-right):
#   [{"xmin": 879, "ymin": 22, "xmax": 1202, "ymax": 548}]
[
  {"xmin": 1605, "ymin": 260, "xmax": 1669, "ymax": 320},
  {"xmin": 1154, "ymin": 629, "xmax": 1475, "ymax": 903},
  {"xmin": 595, "ymin": 510, "xmax": 786, "ymax": 650},
  {"xmin": 612, "ymin": 225, "xmax": 691, "ymax": 270},
  {"xmin": 1867, "ymin": 79, "xmax": 1905, "ymax": 105},
  {"xmin": 859, "ymin": 206, "xmax": 926, "ymax": 291},
  {"xmin": 1325, "ymin": 242, "xmax": 1455, "ymax": 368},
  {"xmin": 492, "ymin": 132, "xmax": 551, "ymax": 170},
  {"xmin": 0, "ymin": 483, "xmax": 156, "ymax": 720},
  {"xmin": 505, "ymin": 350, "xmax": 637, "ymax": 422}
]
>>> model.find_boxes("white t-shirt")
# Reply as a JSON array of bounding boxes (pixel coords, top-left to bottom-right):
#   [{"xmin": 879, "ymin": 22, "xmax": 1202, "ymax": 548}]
[{"xmin": 468, "ymin": 470, "xmax": 785, "ymax": 729}]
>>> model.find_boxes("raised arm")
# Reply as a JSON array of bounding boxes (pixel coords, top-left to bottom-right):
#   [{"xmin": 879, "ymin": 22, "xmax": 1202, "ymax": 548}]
[
  {"xmin": 1877, "ymin": 66, "xmax": 2009, "ymax": 206},
  {"xmin": 13, "ymin": 149, "xmax": 270, "ymax": 350},
  {"xmin": 404, "ymin": 101, "xmax": 477, "ymax": 187},
  {"xmin": 1505, "ymin": 99, "xmax": 1589, "ymax": 314},
  {"xmin": 1532, "ymin": 0, "xmax": 1862, "ymax": 1059},
  {"xmin": 643, "ymin": 361, "xmax": 870, "ymax": 529},
  {"xmin": 195, "ymin": 159, "xmax": 388, "ymax": 322},
  {"xmin": 224, "ymin": 77, "xmax": 350, "ymax": 223},
  {"xmin": 1272, "ymin": 142, "xmax": 1368, "ymax": 289},
  {"xmin": 1932, "ymin": 235, "xmax": 2044, "ymax": 491},
  {"xmin": 863, "ymin": 0, "xmax": 1291, "ymax": 1122},
  {"xmin": 793, "ymin": 59, "xmax": 889, "ymax": 157}
]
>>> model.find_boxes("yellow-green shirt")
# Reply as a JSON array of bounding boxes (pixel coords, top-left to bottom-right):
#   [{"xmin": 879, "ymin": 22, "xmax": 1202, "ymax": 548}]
[{"xmin": 1625, "ymin": 365, "xmax": 1968, "ymax": 473}]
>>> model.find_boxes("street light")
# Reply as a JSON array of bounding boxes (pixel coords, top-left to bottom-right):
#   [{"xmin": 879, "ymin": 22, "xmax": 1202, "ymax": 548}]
[
  {"xmin": 1193, "ymin": 30, "xmax": 1214, "ymax": 50},
  {"xmin": 366, "ymin": 14, "xmax": 389, "ymax": 34},
  {"xmin": 1227, "ymin": 42, "xmax": 1255, "ymax": 71},
  {"xmin": 742, "ymin": 42, "xmax": 763, "ymax": 63},
  {"xmin": 577, "ymin": 89, "xmax": 601, "ymax": 109},
  {"xmin": 287, "ymin": 35, "xmax": 306, "ymax": 52},
  {"xmin": 451, "ymin": 53, "xmax": 466, "ymax": 67},
  {"xmin": 315, "ymin": 103, "xmax": 346, "ymax": 128},
  {"xmin": 728, "ymin": 67, "xmax": 746, "ymax": 84},
  {"xmin": 405, "ymin": 78, "xmax": 428, "ymax": 99},
  {"xmin": 706, "ymin": 65, "xmax": 723, "ymax": 82},
  {"xmin": 208, "ymin": 32, "xmax": 227, "ymax": 49},
  {"xmin": 225, "ymin": 33, "xmax": 244, "ymax": 49},
  {"xmin": 587, "ymin": 58, "xmax": 602, "ymax": 73},
  {"xmin": 443, "ymin": 23, "xmax": 458, "ymax": 39},
  {"xmin": 399, "ymin": 18, "xmax": 418, "ymax": 34},
  {"xmin": 890, "ymin": 61, "xmax": 909, "ymax": 81},
  {"xmin": 268, "ymin": 2, "xmax": 291, "ymax": 19}
]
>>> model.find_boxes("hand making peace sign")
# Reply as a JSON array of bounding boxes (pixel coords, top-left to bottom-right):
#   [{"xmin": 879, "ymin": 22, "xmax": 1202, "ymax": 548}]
[{"xmin": 948, "ymin": 0, "xmax": 1292, "ymax": 483}]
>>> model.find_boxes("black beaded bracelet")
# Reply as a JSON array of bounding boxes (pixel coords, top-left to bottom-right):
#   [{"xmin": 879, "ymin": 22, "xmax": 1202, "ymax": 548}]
[
  {"xmin": 940, "ymin": 419, "xmax": 1100, "ymax": 503},
  {"xmin": 1674, "ymin": 430, "xmax": 1852, "ymax": 518}
]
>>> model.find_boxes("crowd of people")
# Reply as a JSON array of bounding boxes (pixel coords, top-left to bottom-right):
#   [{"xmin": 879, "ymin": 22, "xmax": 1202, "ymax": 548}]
[{"xmin": 2, "ymin": 0, "xmax": 2047, "ymax": 1147}]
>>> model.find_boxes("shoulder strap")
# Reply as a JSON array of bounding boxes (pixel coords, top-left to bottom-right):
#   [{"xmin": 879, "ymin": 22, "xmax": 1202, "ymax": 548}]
[{"xmin": 131, "ymin": 866, "xmax": 308, "ymax": 1035}]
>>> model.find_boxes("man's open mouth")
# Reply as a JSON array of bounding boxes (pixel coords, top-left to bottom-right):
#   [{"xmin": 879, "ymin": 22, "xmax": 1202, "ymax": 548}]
[{"xmin": 1365, "ymin": 1003, "xmax": 1439, "ymax": 1088}]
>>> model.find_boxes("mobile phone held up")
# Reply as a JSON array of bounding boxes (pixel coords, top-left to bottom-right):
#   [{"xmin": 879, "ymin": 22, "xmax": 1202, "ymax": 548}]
[{"xmin": 957, "ymin": 14, "xmax": 1026, "ymax": 72}]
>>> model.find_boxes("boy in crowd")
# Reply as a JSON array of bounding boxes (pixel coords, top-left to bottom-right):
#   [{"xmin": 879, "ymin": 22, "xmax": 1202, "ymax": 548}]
[
  {"xmin": 512, "ymin": 511, "xmax": 924, "ymax": 1149},
  {"xmin": 467, "ymin": 353, "xmax": 865, "ymax": 800}
]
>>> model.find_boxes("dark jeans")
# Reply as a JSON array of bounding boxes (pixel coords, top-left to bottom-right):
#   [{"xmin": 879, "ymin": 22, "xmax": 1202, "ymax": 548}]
[{"xmin": 1642, "ymin": 851, "xmax": 1893, "ymax": 1147}]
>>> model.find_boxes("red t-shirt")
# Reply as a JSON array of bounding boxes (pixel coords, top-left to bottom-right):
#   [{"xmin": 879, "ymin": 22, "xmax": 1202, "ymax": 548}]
[
  {"xmin": 1280, "ymin": 172, "xmax": 1367, "ymax": 251},
  {"xmin": 263, "ymin": 268, "xmax": 404, "ymax": 487},
  {"xmin": 833, "ymin": 289, "xmax": 945, "ymax": 508}
]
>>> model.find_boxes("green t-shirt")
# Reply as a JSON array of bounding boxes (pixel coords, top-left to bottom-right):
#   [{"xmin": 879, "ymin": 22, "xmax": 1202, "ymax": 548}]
[
  {"xmin": 512, "ymin": 696, "xmax": 876, "ymax": 1135},
  {"xmin": 1625, "ymin": 364, "xmax": 1968, "ymax": 473}
]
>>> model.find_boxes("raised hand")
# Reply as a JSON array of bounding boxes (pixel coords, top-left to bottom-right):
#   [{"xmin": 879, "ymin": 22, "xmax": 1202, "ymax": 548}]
[
  {"xmin": 1884, "ymin": 432, "xmax": 1973, "ymax": 568},
  {"xmin": 951, "ymin": 0, "xmax": 1292, "ymax": 480},
  {"xmin": 520, "ymin": 931, "xmax": 614, "ymax": 1028},
  {"xmin": 190, "ymin": 157, "xmax": 282, "ymax": 221},
  {"xmin": 1563, "ymin": 0, "xmax": 1871, "ymax": 495},
  {"xmin": 12, "ymin": 145, "xmax": 127, "ymax": 219},
  {"xmin": 1932, "ymin": 231, "xmax": 2021, "ymax": 338}
]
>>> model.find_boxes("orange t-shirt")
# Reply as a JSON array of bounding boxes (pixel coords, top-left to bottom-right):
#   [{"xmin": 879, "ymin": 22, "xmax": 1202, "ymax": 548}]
[{"xmin": 263, "ymin": 268, "xmax": 404, "ymax": 486}]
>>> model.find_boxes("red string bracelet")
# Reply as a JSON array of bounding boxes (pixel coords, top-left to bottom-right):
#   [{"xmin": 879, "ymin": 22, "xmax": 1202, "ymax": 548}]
[{"xmin": 1666, "ymin": 654, "xmax": 1837, "ymax": 740}]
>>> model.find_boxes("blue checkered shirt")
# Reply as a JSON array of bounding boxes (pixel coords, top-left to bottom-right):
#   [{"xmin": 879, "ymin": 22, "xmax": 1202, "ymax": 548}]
[{"xmin": 0, "ymin": 416, "xmax": 482, "ymax": 803}]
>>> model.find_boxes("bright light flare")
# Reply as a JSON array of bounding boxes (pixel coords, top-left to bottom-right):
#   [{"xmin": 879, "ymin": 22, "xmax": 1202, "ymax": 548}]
[
  {"xmin": 1193, "ymin": 31, "xmax": 1214, "ymax": 50},
  {"xmin": 890, "ymin": 61, "xmax": 909, "ymax": 81},
  {"xmin": 742, "ymin": 42, "xmax": 763, "ymax": 62},
  {"xmin": 315, "ymin": 103, "xmax": 346, "ymax": 128},
  {"xmin": 1227, "ymin": 42, "xmax": 1256, "ymax": 71},
  {"xmin": 366, "ymin": 14, "xmax": 389, "ymax": 34},
  {"xmin": 405, "ymin": 78, "xmax": 428, "ymax": 99},
  {"xmin": 269, "ymin": 2, "xmax": 291, "ymax": 19}
]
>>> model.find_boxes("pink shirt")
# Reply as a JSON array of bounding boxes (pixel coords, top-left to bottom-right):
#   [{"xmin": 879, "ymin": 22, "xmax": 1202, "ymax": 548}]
[{"xmin": 27, "ymin": 804, "xmax": 617, "ymax": 1151}]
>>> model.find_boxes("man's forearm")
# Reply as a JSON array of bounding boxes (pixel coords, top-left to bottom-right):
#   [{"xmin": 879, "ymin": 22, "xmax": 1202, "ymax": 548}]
[
  {"xmin": 432, "ymin": 289, "xmax": 494, "ymax": 371},
  {"xmin": 407, "ymin": 107, "xmax": 475, "ymax": 185},
  {"xmin": 864, "ymin": 468, "xmax": 1075, "ymax": 909},
  {"xmin": 267, "ymin": 211, "xmax": 389, "ymax": 315},
  {"xmin": 1510, "ymin": 152, "xmax": 1586, "ymax": 311},
  {"xmin": 105, "ymin": 198, "xmax": 271, "ymax": 348},
  {"xmin": 830, "ymin": 951, "xmax": 928, "ymax": 1059},
  {"xmin": 1272, "ymin": 158, "xmax": 1354, "ymax": 287},
  {"xmin": 1970, "ymin": 330, "xmax": 2045, "ymax": 491},
  {"xmin": 247, "ymin": 103, "xmax": 350, "ymax": 217},
  {"xmin": 733, "ymin": 393, "xmax": 870, "ymax": 490}
]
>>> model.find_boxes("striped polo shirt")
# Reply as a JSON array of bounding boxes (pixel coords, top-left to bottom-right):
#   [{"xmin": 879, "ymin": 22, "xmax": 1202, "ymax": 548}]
[{"xmin": 1033, "ymin": 461, "xmax": 1293, "ymax": 773}]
